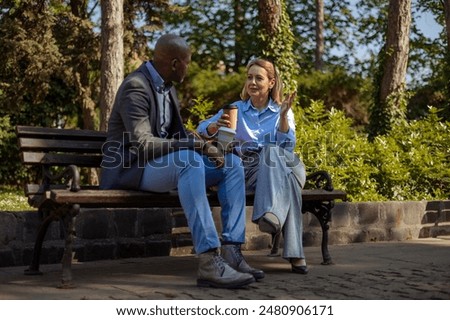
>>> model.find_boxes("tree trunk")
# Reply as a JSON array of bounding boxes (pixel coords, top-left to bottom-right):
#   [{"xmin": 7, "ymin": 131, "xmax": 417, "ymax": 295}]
[
  {"xmin": 100, "ymin": 0, "xmax": 124, "ymax": 132},
  {"xmin": 443, "ymin": 0, "xmax": 450, "ymax": 47},
  {"xmin": 233, "ymin": 0, "xmax": 244, "ymax": 72},
  {"xmin": 379, "ymin": 0, "xmax": 411, "ymax": 104},
  {"xmin": 315, "ymin": 0, "xmax": 324, "ymax": 71},
  {"xmin": 257, "ymin": 0, "xmax": 297, "ymax": 92},
  {"xmin": 258, "ymin": 0, "xmax": 281, "ymax": 36},
  {"xmin": 441, "ymin": 0, "xmax": 450, "ymax": 118}
]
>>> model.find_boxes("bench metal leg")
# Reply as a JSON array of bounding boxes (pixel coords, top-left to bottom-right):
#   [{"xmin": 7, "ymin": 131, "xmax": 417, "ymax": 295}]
[
  {"xmin": 303, "ymin": 200, "xmax": 334, "ymax": 265},
  {"xmin": 59, "ymin": 204, "xmax": 80, "ymax": 289},
  {"xmin": 24, "ymin": 211, "xmax": 54, "ymax": 276}
]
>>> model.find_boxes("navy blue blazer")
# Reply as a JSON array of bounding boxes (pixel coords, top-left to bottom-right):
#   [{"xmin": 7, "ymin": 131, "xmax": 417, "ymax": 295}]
[{"xmin": 100, "ymin": 62, "xmax": 192, "ymax": 190}]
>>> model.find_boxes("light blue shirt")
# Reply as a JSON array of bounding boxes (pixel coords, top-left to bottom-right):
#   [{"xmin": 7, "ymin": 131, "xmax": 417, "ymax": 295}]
[
  {"xmin": 145, "ymin": 61, "xmax": 172, "ymax": 138},
  {"xmin": 197, "ymin": 98, "xmax": 296, "ymax": 154}
]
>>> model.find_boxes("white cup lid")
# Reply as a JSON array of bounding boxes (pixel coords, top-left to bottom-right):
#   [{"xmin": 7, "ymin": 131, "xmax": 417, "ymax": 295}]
[{"xmin": 218, "ymin": 127, "xmax": 236, "ymax": 134}]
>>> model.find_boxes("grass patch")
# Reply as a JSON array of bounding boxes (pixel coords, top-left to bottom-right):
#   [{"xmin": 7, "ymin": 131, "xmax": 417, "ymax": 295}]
[{"xmin": 0, "ymin": 185, "xmax": 33, "ymax": 211}]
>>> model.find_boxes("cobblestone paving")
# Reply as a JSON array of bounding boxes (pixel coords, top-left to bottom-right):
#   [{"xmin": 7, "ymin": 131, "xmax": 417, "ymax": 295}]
[{"xmin": 0, "ymin": 239, "xmax": 449, "ymax": 300}]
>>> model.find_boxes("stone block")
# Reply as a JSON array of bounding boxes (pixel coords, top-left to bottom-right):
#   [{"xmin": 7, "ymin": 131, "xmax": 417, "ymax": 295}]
[
  {"xmin": 305, "ymin": 212, "xmax": 322, "ymax": 227},
  {"xmin": 21, "ymin": 246, "xmax": 34, "ymax": 266},
  {"xmin": 78, "ymin": 240, "xmax": 117, "ymax": 262},
  {"xmin": 383, "ymin": 201, "xmax": 405, "ymax": 227},
  {"xmin": 118, "ymin": 240, "xmax": 146, "ymax": 258},
  {"xmin": 331, "ymin": 202, "xmax": 352, "ymax": 228},
  {"xmin": 303, "ymin": 230, "xmax": 322, "ymax": 247},
  {"xmin": 113, "ymin": 209, "xmax": 138, "ymax": 238},
  {"xmin": 0, "ymin": 212, "xmax": 18, "ymax": 245},
  {"xmin": 418, "ymin": 226, "xmax": 431, "ymax": 238},
  {"xmin": 403, "ymin": 201, "xmax": 426, "ymax": 225},
  {"xmin": 137, "ymin": 208, "xmax": 172, "ymax": 236},
  {"xmin": 144, "ymin": 239, "xmax": 172, "ymax": 257},
  {"xmin": 40, "ymin": 244, "xmax": 65, "ymax": 264},
  {"xmin": 421, "ymin": 211, "xmax": 439, "ymax": 224},
  {"xmin": 243, "ymin": 233, "xmax": 271, "ymax": 251},
  {"xmin": 77, "ymin": 209, "xmax": 112, "ymax": 239},
  {"xmin": 328, "ymin": 230, "xmax": 353, "ymax": 245},
  {"xmin": 21, "ymin": 211, "xmax": 42, "ymax": 243},
  {"xmin": 388, "ymin": 227, "xmax": 416, "ymax": 241},
  {"xmin": 354, "ymin": 228, "xmax": 387, "ymax": 243},
  {"xmin": 0, "ymin": 248, "xmax": 15, "ymax": 267},
  {"xmin": 49, "ymin": 220, "xmax": 64, "ymax": 241},
  {"xmin": 357, "ymin": 202, "xmax": 380, "ymax": 225},
  {"xmin": 302, "ymin": 212, "xmax": 314, "ymax": 227},
  {"xmin": 171, "ymin": 233, "xmax": 193, "ymax": 249}
]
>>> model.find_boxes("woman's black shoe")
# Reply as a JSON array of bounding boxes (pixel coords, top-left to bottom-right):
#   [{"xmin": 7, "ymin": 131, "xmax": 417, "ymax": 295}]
[{"xmin": 291, "ymin": 265, "xmax": 309, "ymax": 274}]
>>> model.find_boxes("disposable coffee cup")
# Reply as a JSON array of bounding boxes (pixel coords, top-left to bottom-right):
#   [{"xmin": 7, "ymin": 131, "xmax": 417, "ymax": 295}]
[
  {"xmin": 222, "ymin": 105, "xmax": 238, "ymax": 130},
  {"xmin": 217, "ymin": 127, "xmax": 236, "ymax": 153}
]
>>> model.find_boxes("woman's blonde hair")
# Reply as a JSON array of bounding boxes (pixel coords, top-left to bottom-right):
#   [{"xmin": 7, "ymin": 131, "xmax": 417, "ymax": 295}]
[{"xmin": 240, "ymin": 58, "xmax": 283, "ymax": 105}]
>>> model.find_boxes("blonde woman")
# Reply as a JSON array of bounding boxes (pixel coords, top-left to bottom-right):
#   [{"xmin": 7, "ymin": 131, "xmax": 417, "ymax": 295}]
[{"xmin": 197, "ymin": 58, "xmax": 308, "ymax": 274}]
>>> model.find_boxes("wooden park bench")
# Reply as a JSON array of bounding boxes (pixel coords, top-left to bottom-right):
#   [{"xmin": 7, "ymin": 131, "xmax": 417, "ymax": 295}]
[{"xmin": 16, "ymin": 125, "xmax": 347, "ymax": 288}]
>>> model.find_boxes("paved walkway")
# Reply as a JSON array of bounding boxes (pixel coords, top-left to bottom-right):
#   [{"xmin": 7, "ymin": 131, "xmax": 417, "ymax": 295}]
[{"xmin": 0, "ymin": 239, "xmax": 449, "ymax": 300}]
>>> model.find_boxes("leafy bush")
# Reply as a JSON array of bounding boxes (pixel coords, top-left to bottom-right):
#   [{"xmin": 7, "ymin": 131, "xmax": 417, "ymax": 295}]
[
  {"xmin": 0, "ymin": 185, "xmax": 32, "ymax": 211},
  {"xmin": 372, "ymin": 107, "xmax": 450, "ymax": 200},
  {"xmin": 295, "ymin": 101, "xmax": 382, "ymax": 201},
  {"xmin": 0, "ymin": 116, "xmax": 31, "ymax": 186},
  {"xmin": 296, "ymin": 68, "xmax": 372, "ymax": 126},
  {"xmin": 295, "ymin": 101, "xmax": 450, "ymax": 201}
]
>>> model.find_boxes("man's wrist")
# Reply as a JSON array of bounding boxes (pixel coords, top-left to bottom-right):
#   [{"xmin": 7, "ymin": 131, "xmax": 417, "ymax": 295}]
[
  {"xmin": 205, "ymin": 124, "xmax": 218, "ymax": 137},
  {"xmin": 206, "ymin": 124, "xmax": 212, "ymax": 136}
]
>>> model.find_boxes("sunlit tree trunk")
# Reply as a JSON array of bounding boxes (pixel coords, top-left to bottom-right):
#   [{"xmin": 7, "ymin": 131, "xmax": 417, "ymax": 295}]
[
  {"xmin": 100, "ymin": 0, "xmax": 124, "ymax": 132},
  {"xmin": 258, "ymin": 0, "xmax": 281, "ymax": 36},
  {"xmin": 379, "ymin": 0, "xmax": 411, "ymax": 104},
  {"xmin": 442, "ymin": 0, "xmax": 450, "ymax": 47},
  {"xmin": 257, "ymin": 0, "xmax": 297, "ymax": 92},
  {"xmin": 233, "ymin": 0, "xmax": 245, "ymax": 72},
  {"xmin": 315, "ymin": 0, "xmax": 324, "ymax": 71},
  {"xmin": 369, "ymin": 0, "xmax": 411, "ymax": 138},
  {"xmin": 441, "ymin": 0, "xmax": 450, "ymax": 118}
]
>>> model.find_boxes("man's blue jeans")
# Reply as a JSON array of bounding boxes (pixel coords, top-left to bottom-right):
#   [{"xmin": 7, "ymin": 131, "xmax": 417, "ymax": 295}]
[{"xmin": 139, "ymin": 150, "xmax": 246, "ymax": 254}]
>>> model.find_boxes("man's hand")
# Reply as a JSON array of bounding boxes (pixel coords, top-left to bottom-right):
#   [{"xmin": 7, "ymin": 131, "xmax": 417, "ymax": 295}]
[{"xmin": 201, "ymin": 141, "xmax": 225, "ymax": 168}]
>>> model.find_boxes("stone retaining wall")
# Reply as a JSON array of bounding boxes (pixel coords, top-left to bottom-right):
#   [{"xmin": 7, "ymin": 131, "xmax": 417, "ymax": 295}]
[{"xmin": 1, "ymin": 200, "xmax": 449, "ymax": 268}]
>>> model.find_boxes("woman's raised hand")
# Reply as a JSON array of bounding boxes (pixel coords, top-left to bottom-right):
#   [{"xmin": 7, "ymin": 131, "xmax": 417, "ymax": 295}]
[{"xmin": 280, "ymin": 92, "xmax": 296, "ymax": 117}]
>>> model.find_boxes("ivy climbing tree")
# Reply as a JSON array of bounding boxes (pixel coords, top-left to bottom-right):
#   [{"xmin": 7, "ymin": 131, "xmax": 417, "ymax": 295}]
[{"xmin": 257, "ymin": 0, "xmax": 298, "ymax": 94}]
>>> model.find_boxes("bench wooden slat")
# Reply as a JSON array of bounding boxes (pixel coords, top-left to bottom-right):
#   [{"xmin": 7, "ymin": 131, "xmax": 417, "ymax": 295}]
[
  {"xmin": 300, "ymin": 189, "xmax": 347, "ymax": 201},
  {"xmin": 25, "ymin": 184, "xmax": 99, "ymax": 196},
  {"xmin": 48, "ymin": 189, "xmax": 346, "ymax": 209},
  {"xmin": 21, "ymin": 152, "xmax": 103, "ymax": 166},
  {"xmin": 18, "ymin": 137, "xmax": 104, "ymax": 153},
  {"xmin": 50, "ymin": 189, "xmax": 185, "ymax": 208},
  {"xmin": 16, "ymin": 125, "xmax": 106, "ymax": 140}
]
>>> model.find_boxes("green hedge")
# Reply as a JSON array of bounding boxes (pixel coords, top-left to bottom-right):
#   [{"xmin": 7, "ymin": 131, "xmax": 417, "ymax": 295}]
[{"xmin": 295, "ymin": 101, "xmax": 450, "ymax": 201}]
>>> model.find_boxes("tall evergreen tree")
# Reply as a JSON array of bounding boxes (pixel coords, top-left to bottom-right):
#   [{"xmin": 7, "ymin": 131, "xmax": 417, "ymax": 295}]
[
  {"xmin": 100, "ymin": 0, "xmax": 124, "ymax": 131},
  {"xmin": 257, "ymin": 0, "xmax": 298, "ymax": 94},
  {"xmin": 368, "ymin": 0, "xmax": 411, "ymax": 138}
]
